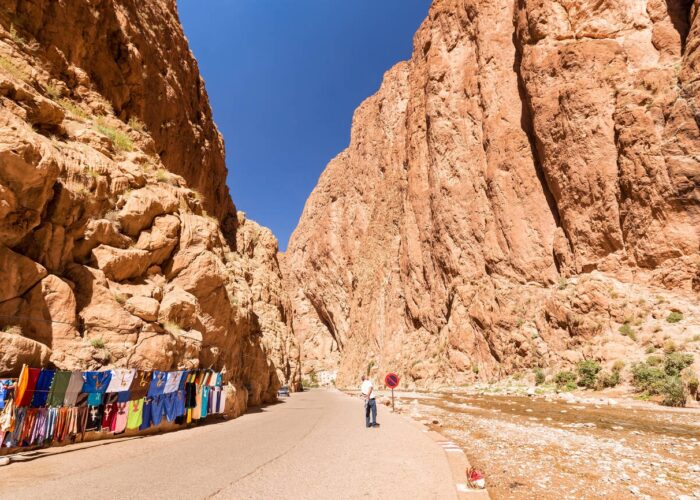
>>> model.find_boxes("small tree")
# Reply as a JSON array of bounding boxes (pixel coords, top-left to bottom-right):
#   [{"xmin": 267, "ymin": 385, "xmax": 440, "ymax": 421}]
[
  {"xmin": 577, "ymin": 360, "xmax": 601, "ymax": 389},
  {"xmin": 534, "ymin": 368, "xmax": 545, "ymax": 386}
]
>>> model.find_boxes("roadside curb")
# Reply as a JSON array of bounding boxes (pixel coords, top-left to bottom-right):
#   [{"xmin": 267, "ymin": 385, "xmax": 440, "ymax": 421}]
[
  {"xmin": 339, "ymin": 389, "xmax": 490, "ymax": 499},
  {"xmin": 401, "ymin": 415, "xmax": 490, "ymax": 500}
]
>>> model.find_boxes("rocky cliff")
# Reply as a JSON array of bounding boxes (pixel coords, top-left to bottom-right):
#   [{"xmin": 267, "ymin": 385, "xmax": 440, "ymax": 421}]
[
  {"xmin": 0, "ymin": 0, "xmax": 300, "ymax": 409},
  {"xmin": 285, "ymin": 0, "xmax": 700, "ymax": 388}
]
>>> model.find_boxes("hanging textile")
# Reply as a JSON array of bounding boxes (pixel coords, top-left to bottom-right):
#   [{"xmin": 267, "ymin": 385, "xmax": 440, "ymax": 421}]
[
  {"xmin": 105, "ymin": 368, "xmax": 136, "ymax": 394},
  {"xmin": 147, "ymin": 371, "xmax": 167, "ymax": 398},
  {"xmin": 126, "ymin": 398, "xmax": 144, "ymax": 430},
  {"xmin": 15, "ymin": 366, "xmax": 40, "ymax": 407},
  {"xmin": 128, "ymin": 371, "xmax": 152, "ymax": 401},
  {"xmin": 47, "ymin": 371, "xmax": 71, "ymax": 407},
  {"xmin": 30, "ymin": 369, "xmax": 56, "ymax": 408},
  {"xmin": 63, "ymin": 371, "xmax": 84, "ymax": 407},
  {"xmin": 163, "ymin": 371, "xmax": 186, "ymax": 394}
]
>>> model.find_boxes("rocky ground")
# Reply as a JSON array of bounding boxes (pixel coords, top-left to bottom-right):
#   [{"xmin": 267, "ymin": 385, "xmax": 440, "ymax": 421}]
[{"xmin": 395, "ymin": 390, "xmax": 700, "ymax": 499}]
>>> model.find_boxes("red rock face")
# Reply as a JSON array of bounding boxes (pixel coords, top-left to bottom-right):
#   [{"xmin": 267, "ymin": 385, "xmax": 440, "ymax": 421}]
[
  {"xmin": 0, "ymin": 1, "xmax": 300, "ymax": 402},
  {"xmin": 0, "ymin": 0, "xmax": 235, "ymax": 227},
  {"xmin": 285, "ymin": 0, "xmax": 700, "ymax": 388}
]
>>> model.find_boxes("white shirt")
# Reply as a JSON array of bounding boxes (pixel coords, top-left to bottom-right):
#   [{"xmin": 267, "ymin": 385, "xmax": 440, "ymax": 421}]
[{"xmin": 361, "ymin": 380, "xmax": 374, "ymax": 399}]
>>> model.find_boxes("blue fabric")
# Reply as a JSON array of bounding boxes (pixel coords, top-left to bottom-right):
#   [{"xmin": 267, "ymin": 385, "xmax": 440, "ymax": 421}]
[
  {"xmin": 81, "ymin": 371, "xmax": 112, "ymax": 394},
  {"xmin": 215, "ymin": 372, "xmax": 222, "ymax": 387},
  {"xmin": 200, "ymin": 386, "xmax": 210, "ymax": 419},
  {"xmin": 87, "ymin": 392, "xmax": 103, "ymax": 406},
  {"xmin": 151, "ymin": 395, "xmax": 165, "ymax": 426},
  {"xmin": 177, "ymin": 371, "xmax": 190, "ymax": 391},
  {"xmin": 147, "ymin": 371, "xmax": 167, "ymax": 398},
  {"xmin": 0, "ymin": 379, "xmax": 13, "ymax": 410},
  {"xmin": 116, "ymin": 391, "xmax": 131, "ymax": 403},
  {"xmin": 140, "ymin": 398, "xmax": 153, "ymax": 430},
  {"xmin": 163, "ymin": 390, "xmax": 186, "ymax": 422},
  {"xmin": 31, "ymin": 370, "xmax": 56, "ymax": 408}
]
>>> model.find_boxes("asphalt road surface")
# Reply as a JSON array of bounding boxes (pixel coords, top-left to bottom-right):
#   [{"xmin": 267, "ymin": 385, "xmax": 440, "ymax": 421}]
[{"xmin": 0, "ymin": 389, "xmax": 456, "ymax": 499}]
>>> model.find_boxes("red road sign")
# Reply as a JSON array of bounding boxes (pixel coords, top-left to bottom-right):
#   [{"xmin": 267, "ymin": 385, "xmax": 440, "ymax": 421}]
[{"xmin": 385, "ymin": 372, "xmax": 400, "ymax": 389}]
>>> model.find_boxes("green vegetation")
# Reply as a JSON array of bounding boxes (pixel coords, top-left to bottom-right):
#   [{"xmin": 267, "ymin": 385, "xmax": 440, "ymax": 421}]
[
  {"xmin": 95, "ymin": 118, "xmax": 134, "ymax": 152},
  {"xmin": 557, "ymin": 277, "xmax": 568, "ymax": 290},
  {"xmin": 618, "ymin": 323, "xmax": 636, "ymax": 340},
  {"xmin": 597, "ymin": 361, "xmax": 624, "ymax": 389},
  {"xmin": 666, "ymin": 311, "xmax": 683, "ymax": 324},
  {"xmin": 1, "ymin": 325, "xmax": 22, "ymax": 335},
  {"xmin": 112, "ymin": 293, "xmax": 126, "ymax": 305},
  {"xmin": 9, "ymin": 24, "xmax": 24, "ymax": 44},
  {"xmin": 534, "ymin": 368, "xmax": 545, "ymax": 386},
  {"xmin": 577, "ymin": 360, "xmax": 601, "ymax": 389},
  {"xmin": 303, "ymin": 370, "xmax": 319, "ymax": 388},
  {"xmin": 631, "ymin": 351, "xmax": 694, "ymax": 407},
  {"xmin": 554, "ymin": 370, "xmax": 577, "ymax": 391},
  {"xmin": 43, "ymin": 83, "xmax": 62, "ymax": 100},
  {"xmin": 645, "ymin": 345, "xmax": 656, "ymax": 354},
  {"xmin": 0, "ymin": 55, "xmax": 27, "ymax": 81},
  {"xmin": 366, "ymin": 361, "xmax": 375, "ymax": 376},
  {"xmin": 58, "ymin": 98, "xmax": 88, "ymax": 120},
  {"xmin": 128, "ymin": 116, "xmax": 146, "ymax": 132},
  {"xmin": 471, "ymin": 365, "xmax": 479, "ymax": 375},
  {"xmin": 155, "ymin": 169, "xmax": 170, "ymax": 183},
  {"xmin": 660, "ymin": 377, "xmax": 686, "ymax": 407},
  {"xmin": 90, "ymin": 337, "xmax": 105, "ymax": 349},
  {"xmin": 663, "ymin": 340, "xmax": 677, "ymax": 354}
]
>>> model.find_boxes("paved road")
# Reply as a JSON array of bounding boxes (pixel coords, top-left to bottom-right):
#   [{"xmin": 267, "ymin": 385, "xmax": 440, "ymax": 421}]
[{"xmin": 0, "ymin": 389, "xmax": 456, "ymax": 499}]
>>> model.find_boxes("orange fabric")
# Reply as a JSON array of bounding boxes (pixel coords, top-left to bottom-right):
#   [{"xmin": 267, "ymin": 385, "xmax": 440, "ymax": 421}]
[{"xmin": 13, "ymin": 364, "xmax": 29, "ymax": 407}]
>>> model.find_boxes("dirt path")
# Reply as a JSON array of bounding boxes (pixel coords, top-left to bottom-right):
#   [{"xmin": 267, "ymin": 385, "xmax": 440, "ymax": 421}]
[{"xmin": 0, "ymin": 389, "xmax": 457, "ymax": 499}]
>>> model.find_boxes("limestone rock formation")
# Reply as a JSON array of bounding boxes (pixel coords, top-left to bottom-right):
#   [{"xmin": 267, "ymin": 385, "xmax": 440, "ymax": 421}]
[
  {"xmin": 285, "ymin": 0, "xmax": 700, "ymax": 388},
  {"xmin": 0, "ymin": 2, "xmax": 299, "ymax": 406}
]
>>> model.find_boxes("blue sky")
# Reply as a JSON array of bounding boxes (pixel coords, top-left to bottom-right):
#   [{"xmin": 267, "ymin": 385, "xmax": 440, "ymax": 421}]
[{"xmin": 178, "ymin": 0, "xmax": 431, "ymax": 250}]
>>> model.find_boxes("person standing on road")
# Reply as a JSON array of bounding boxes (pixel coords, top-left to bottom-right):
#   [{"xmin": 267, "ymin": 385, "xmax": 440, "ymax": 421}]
[{"xmin": 360, "ymin": 375, "xmax": 378, "ymax": 428}]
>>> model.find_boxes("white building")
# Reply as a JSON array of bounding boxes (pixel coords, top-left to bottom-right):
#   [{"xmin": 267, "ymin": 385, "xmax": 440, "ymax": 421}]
[{"xmin": 317, "ymin": 370, "xmax": 337, "ymax": 386}]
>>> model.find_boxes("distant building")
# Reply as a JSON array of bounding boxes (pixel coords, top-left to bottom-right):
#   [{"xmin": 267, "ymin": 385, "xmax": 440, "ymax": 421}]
[{"xmin": 317, "ymin": 370, "xmax": 337, "ymax": 386}]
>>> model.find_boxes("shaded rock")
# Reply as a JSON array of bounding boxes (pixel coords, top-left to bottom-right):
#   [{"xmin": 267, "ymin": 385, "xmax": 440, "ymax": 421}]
[
  {"xmin": 0, "ymin": 245, "xmax": 47, "ymax": 302},
  {"xmin": 0, "ymin": 330, "xmax": 51, "ymax": 376}
]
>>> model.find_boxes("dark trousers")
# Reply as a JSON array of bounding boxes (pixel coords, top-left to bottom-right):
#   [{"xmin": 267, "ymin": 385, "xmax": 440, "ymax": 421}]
[{"xmin": 365, "ymin": 398, "xmax": 377, "ymax": 427}]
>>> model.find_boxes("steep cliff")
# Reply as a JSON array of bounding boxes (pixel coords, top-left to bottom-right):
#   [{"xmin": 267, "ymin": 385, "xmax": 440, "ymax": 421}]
[
  {"xmin": 285, "ymin": 0, "xmax": 700, "ymax": 388},
  {"xmin": 0, "ymin": 1, "xmax": 299, "ymax": 408}
]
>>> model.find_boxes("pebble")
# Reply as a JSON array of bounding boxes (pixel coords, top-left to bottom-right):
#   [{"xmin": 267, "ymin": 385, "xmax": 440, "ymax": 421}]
[
  {"xmin": 0, "ymin": 457, "xmax": 10, "ymax": 466},
  {"xmin": 629, "ymin": 486, "xmax": 641, "ymax": 496},
  {"xmin": 691, "ymin": 465, "xmax": 700, "ymax": 473}
]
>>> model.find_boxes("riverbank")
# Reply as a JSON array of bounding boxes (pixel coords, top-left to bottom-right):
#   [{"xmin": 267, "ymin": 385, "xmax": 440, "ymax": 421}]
[{"xmin": 379, "ymin": 388, "xmax": 700, "ymax": 499}]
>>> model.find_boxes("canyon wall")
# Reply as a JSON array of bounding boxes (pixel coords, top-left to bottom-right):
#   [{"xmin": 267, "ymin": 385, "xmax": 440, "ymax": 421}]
[
  {"xmin": 285, "ymin": 0, "xmax": 700, "ymax": 388},
  {"xmin": 0, "ymin": 0, "xmax": 300, "ymax": 409}
]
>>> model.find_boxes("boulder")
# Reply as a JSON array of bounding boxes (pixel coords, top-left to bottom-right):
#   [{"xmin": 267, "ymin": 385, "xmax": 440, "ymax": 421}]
[
  {"xmin": 91, "ymin": 245, "xmax": 151, "ymax": 282},
  {"xmin": 118, "ymin": 186, "xmax": 179, "ymax": 237},
  {"xmin": 0, "ymin": 330, "xmax": 51, "ymax": 376},
  {"xmin": 124, "ymin": 296, "xmax": 160, "ymax": 322},
  {"xmin": 159, "ymin": 288, "xmax": 199, "ymax": 329},
  {"xmin": 0, "ymin": 245, "xmax": 47, "ymax": 302}
]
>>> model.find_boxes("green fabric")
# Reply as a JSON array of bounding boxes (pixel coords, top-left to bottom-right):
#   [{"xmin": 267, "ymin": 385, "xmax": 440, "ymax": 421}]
[{"xmin": 47, "ymin": 371, "xmax": 72, "ymax": 407}]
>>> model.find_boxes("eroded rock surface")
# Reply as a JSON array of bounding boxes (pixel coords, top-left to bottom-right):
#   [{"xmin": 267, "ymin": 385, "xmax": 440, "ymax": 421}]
[
  {"xmin": 285, "ymin": 0, "xmax": 700, "ymax": 388},
  {"xmin": 0, "ymin": 2, "xmax": 299, "ymax": 405}
]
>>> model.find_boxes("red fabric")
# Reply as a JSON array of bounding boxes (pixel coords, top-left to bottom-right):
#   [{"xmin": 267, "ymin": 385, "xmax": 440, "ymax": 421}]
[
  {"xmin": 17, "ymin": 368, "xmax": 40, "ymax": 407},
  {"xmin": 102, "ymin": 403, "xmax": 118, "ymax": 431}
]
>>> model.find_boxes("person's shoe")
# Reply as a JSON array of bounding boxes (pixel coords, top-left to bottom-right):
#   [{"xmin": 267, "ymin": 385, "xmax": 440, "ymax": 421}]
[{"xmin": 373, "ymin": 423, "xmax": 380, "ymax": 428}]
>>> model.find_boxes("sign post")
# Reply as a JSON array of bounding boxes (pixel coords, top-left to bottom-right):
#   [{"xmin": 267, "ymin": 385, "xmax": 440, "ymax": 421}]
[{"xmin": 384, "ymin": 372, "xmax": 400, "ymax": 412}]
